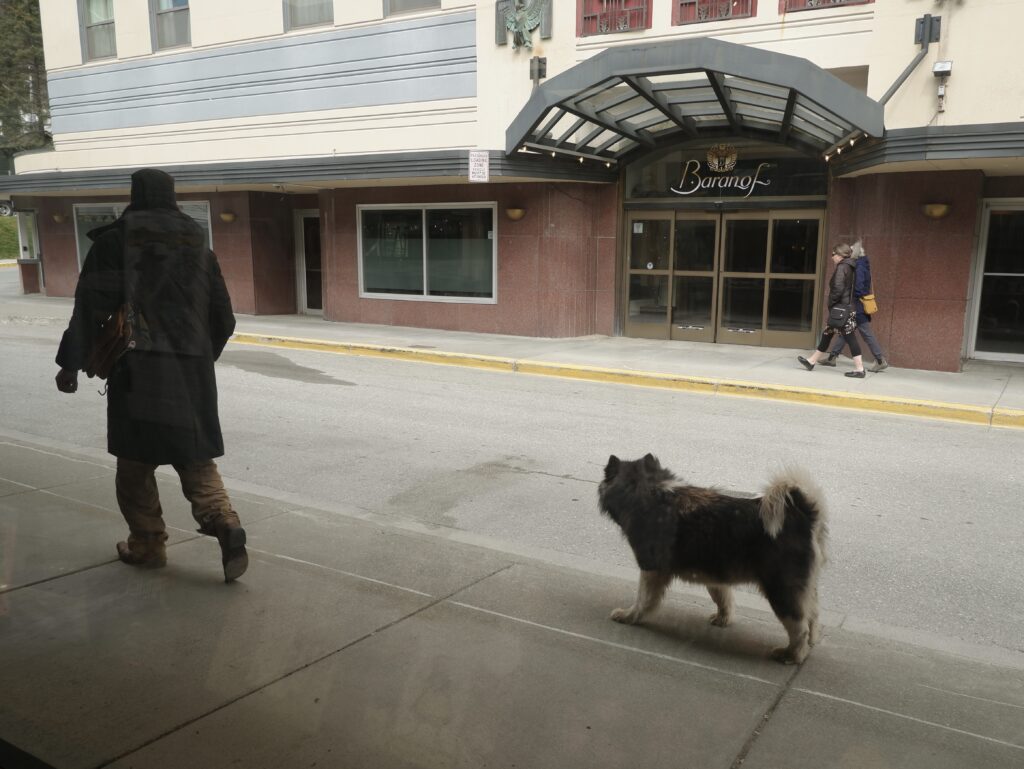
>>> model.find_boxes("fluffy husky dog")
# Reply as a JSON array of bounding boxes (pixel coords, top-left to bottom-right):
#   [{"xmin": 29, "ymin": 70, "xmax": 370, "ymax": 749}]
[{"xmin": 599, "ymin": 454, "xmax": 828, "ymax": 664}]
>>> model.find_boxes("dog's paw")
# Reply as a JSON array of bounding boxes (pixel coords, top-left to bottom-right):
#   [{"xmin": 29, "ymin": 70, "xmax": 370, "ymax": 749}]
[
  {"xmin": 610, "ymin": 607, "xmax": 640, "ymax": 624},
  {"xmin": 770, "ymin": 646, "xmax": 808, "ymax": 665},
  {"xmin": 709, "ymin": 612, "xmax": 732, "ymax": 627}
]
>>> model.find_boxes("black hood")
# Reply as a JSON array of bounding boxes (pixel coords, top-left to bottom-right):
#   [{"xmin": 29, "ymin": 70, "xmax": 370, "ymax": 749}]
[{"xmin": 129, "ymin": 168, "xmax": 179, "ymax": 211}]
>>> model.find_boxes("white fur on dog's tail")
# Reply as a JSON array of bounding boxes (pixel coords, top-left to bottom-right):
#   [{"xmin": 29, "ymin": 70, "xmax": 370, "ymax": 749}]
[{"xmin": 759, "ymin": 466, "xmax": 829, "ymax": 555}]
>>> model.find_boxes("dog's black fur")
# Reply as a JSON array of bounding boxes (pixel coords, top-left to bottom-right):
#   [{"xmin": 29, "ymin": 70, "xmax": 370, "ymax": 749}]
[{"xmin": 599, "ymin": 454, "xmax": 828, "ymax": 664}]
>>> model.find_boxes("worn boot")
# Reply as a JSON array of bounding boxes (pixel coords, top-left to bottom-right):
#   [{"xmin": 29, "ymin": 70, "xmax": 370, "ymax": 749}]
[
  {"xmin": 116, "ymin": 532, "xmax": 168, "ymax": 569},
  {"xmin": 820, "ymin": 352, "xmax": 839, "ymax": 367},
  {"xmin": 869, "ymin": 357, "xmax": 889, "ymax": 373},
  {"xmin": 197, "ymin": 515, "xmax": 248, "ymax": 583}
]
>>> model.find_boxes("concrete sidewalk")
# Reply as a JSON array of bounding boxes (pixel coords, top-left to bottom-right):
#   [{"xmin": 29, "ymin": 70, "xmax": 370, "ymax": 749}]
[
  {"xmin": 229, "ymin": 313, "xmax": 1024, "ymax": 428},
  {"xmin": 1, "ymin": 433, "xmax": 1023, "ymax": 769}
]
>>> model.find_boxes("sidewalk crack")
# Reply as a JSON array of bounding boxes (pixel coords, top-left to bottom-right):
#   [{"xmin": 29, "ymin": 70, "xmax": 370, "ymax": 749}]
[{"xmin": 728, "ymin": 664, "xmax": 803, "ymax": 769}]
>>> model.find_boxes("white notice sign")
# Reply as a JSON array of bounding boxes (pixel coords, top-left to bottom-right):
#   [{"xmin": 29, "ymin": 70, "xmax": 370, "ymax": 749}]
[{"xmin": 469, "ymin": 150, "xmax": 489, "ymax": 182}]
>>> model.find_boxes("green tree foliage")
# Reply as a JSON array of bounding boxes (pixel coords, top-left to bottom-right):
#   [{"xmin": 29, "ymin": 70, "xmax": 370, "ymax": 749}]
[
  {"xmin": 0, "ymin": 217, "xmax": 19, "ymax": 259},
  {"xmin": 0, "ymin": 0, "xmax": 51, "ymax": 169}
]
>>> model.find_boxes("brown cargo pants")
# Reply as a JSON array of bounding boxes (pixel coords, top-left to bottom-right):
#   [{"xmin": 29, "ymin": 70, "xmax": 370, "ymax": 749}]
[{"xmin": 115, "ymin": 458, "xmax": 241, "ymax": 549}]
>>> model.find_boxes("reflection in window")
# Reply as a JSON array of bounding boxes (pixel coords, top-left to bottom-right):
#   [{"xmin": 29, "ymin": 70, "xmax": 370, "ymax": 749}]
[
  {"xmin": 674, "ymin": 219, "xmax": 715, "ymax": 272},
  {"xmin": 629, "ymin": 220, "xmax": 670, "ymax": 270},
  {"xmin": 783, "ymin": 0, "xmax": 873, "ymax": 11},
  {"xmin": 976, "ymin": 211, "xmax": 1024, "ymax": 355},
  {"xmin": 674, "ymin": 0, "xmax": 755, "ymax": 26},
  {"xmin": 723, "ymin": 220, "xmax": 768, "ymax": 273},
  {"xmin": 720, "ymin": 277, "xmax": 763, "ymax": 329},
  {"xmin": 153, "ymin": 0, "xmax": 190, "ymax": 50},
  {"xmin": 82, "ymin": 0, "xmax": 116, "ymax": 60},
  {"xmin": 672, "ymin": 276, "xmax": 713, "ymax": 328},
  {"xmin": 73, "ymin": 202, "xmax": 212, "ymax": 269},
  {"xmin": 628, "ymin": 274, "xmax": 669, "ymax": 324},
  {"xmin": 360, "ymin": 207, "xmax": 496, "ymax": 300},
  {"xmin": 579, "ymin": 0, "xmax": 652, "ymax": 37},
  {"xmin": 767, "ymin": 279, "xmax": 814, "ymax": 332},
  {"xmin": 284, "ymin": 0, "xmax": 333, "ymax": 29},
  {"xmin": 384, "ymin": 0, "xmax": 441, "ymax": 16},
  {"xmin": 771, "ymin": 219, "xmax": 818, "ymax": 274}
]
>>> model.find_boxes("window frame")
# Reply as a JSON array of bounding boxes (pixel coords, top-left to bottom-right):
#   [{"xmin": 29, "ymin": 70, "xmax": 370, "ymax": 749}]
[
  {"xmin": 383, "ymin": 0, "xmax": 442, "ymax": 17},
  {"xmin": 149, "ymin": 0, "xmax": 191, "ymax": 52},
  {"xmin": 78, "ymin": 0, "xmax": 117, "ymax": 62},
  {"xmin": 283, "ymin": 0, "xmax": 335, "ymax": 31},
  {"xmin": 674, "ymin": 0, "xmax": 757, "ymax": 26},
  {"xmin": 357, "ymin": 203, "xmax": 498, "ymax": 304},
  {"xmin": 72, "ymin": 201, "xmax": 213, "ymax": 271},
  {"xmin": 780, "ymin": 0, "xmax": 873, "ymax": 13},
  {"xmin": 577, "ymin": 0, "xmax": 653, "ymax": 38}
]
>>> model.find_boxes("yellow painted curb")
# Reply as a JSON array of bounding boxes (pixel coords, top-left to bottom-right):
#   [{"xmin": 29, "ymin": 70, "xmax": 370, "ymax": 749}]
[
  {"xmin": 0, "ymin": 263, "xmax": 18, "ymax": 269},
  {"xmin": 230, "ymin": 333, "xmax": 1017, "ymax": 429},
  {"xmin": 992, "ymin": 408, "xmax": 1024, "ymax": 429}
]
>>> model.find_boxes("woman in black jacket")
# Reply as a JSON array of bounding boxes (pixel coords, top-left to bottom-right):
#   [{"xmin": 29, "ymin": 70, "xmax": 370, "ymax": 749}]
[{"xmin": 797, "ymin": 243, "xmax": 866, "ymax": 378}]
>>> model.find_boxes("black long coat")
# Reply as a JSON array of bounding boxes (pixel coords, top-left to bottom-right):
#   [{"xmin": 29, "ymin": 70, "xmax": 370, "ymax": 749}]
[{"xmin": 56, "ymin": 209, "xmax": 235, "ymax": 465}]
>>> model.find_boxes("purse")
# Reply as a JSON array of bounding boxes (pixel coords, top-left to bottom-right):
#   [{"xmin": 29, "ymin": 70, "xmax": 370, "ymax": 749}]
[
  {"xmin": 827, "ymin": 304, "xmax": 853, "ymax": 329},
  {"xmin": 861, "ymin": 293, "xmax": 879, "ymax": 315},
  {"xmin": 84, "ymin": 303, "xmax": 136, "ymax": 380}
]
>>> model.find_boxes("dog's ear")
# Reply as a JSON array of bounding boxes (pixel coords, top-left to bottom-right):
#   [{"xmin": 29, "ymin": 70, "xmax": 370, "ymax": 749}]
[
  {"xmin": 642, "ymin": 453, "xmax": 659, "ymax": 472},
  {"xmin": 604, "ymin": 455, "xmax": 620, "ymax": 480}
]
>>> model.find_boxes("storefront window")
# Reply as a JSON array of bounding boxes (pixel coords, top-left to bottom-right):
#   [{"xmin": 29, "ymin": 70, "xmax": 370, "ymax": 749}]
[
  {"xmin": 73, "ymin": 202, "xmax": 211, "ymax": 269},
  {"xmin": 359, "ymin": 205, "xmax": 496, "ymax": 301}
]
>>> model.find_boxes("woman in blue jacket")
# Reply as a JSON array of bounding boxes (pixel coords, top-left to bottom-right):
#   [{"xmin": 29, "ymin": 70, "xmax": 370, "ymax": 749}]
[{"xmin": 821, "ymin": 241, "xmax": 889, "ymax": 372}]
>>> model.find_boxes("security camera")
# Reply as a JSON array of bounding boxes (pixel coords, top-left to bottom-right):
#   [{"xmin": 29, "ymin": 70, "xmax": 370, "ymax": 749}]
[{"xmin": 932, "ymin": 60, "xmax": 952, "ymax": 77}]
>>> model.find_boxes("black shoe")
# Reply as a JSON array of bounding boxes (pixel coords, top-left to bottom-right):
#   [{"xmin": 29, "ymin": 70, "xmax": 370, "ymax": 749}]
[
  {"xmin": 845, "ymin": 370, "xmax": 866, "ymax": 378},
  {"xmin": 820, "ymin": 354, "xmax": 838, "ymax": 367},
  {"xmin": 797, "ymin": 356, "xmax": 815, "ymax": 371},
  {"xmin": 198, "ymin": 521, "xmax": 248, "ymax": 582},
  {"xmin": 219, "ymin": 525, "xmax": 248, "ymax": 583}
]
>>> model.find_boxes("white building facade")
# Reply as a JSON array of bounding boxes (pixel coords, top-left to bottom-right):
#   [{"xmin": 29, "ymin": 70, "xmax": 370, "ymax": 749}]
[{"xmin": 2, "ymin": 0, "xmax": 1023, "ymax": 371}]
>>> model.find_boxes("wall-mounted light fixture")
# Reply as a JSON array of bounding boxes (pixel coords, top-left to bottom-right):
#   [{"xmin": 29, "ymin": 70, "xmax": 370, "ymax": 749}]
[
  {"xmin": 505, "ymin": 208, "xmax": 526, "ymax": 221},
  {"xmin": 922, "ymin": 203, "xmax": 951, "ymax": 220},
  {"xmin": 218, "ymin": 211, "xmax": 236, "ymax": 223},
  {"xmin": 52, "ymin": 213, "xmax": 66, "ymax": 224}
]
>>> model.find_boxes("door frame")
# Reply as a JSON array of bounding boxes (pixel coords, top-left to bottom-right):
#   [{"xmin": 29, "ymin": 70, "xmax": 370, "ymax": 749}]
[
  {"xmin": 622, "ymin": 207, "xmax": 823, "ymax": 348},
  {"xmin": 670, "ymin": 211, "xmax": 719, "ymax": 343},
  {"xmin": 16, "ymin": 210, "xmax": 44, "ymax": 289},
  {"xmin": 293, "ymin": 209, "xmax": 322, "ymax": 316},
  {"xmin": 967, "ymin": 199, "xmax": 1024, "ymax": 363},
  {"xmin": 623, "ymin": 210, "xmax": 674, "ymax": 339}
]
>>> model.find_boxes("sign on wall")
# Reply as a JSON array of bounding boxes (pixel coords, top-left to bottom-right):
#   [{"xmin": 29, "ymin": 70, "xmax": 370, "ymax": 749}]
[
  {"xmin": 469, "ymin": 150, "xmax": 490, "ymax": 183},
  {"xmin": 626, "ymin": 144, "xmax": 827, "ymax": 200}
]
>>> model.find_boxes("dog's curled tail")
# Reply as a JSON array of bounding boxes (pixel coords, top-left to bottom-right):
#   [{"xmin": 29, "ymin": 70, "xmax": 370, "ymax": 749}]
[{"xmin": 759, "ymin": 466, "xmax": 829, "ymax": 557}]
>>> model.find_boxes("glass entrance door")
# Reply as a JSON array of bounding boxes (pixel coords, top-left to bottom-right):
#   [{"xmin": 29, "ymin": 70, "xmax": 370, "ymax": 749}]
[
  {"xmin": 624, "ymin": 209, "xmax": 823, "ymax": 347},
  {"xmin": 970, "ymin": 205, "xmax": 1024, "ymax": 361},
  {"xmin": 294, "ymin": 210, "xmax": 323, "ymax": 314}
]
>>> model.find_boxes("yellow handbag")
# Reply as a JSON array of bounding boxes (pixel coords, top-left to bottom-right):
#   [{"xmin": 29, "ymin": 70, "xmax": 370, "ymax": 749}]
[{"xmin": 861, "ymin": 294, "xmax": 879, "ymax": 315}]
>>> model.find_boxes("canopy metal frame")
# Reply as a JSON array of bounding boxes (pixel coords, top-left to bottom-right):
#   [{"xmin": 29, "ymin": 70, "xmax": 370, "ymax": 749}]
[{"xmin": 506, "ymin": 38, "xmax": 884, "ymax": 164}]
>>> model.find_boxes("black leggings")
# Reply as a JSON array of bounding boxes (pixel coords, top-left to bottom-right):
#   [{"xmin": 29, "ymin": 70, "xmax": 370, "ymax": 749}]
[{"xmin": 816, "ymin": 327, "xmax": 861, "ymax": 357}]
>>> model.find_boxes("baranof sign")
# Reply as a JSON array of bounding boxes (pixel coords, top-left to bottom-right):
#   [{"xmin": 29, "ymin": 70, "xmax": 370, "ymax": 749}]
[{"xmin": 670, "ymin": 160, "xmax": 772, "ymax": 199}]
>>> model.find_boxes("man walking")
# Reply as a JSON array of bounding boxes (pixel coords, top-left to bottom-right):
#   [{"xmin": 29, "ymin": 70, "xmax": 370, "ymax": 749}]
[{"xmin": 54, "ymin": 168, "xmax": 246, "ymax": 582}]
